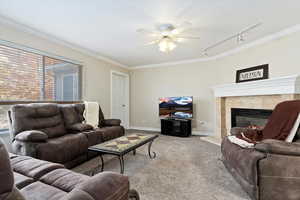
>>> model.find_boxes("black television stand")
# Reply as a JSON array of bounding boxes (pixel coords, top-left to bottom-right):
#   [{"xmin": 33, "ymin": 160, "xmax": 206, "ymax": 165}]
[{"xmin": 160, "ymin": 118, "xmax": 191, "ymax": 137}]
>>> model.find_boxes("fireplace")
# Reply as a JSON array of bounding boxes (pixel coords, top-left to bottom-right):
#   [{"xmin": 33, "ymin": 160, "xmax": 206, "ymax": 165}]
[{"xmin": 231, "ymin": 108, "xmax": 272, "ymax": 128}]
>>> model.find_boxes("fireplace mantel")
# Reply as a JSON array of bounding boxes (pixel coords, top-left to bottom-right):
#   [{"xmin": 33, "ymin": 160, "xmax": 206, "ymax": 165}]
[
  {"xmin": 213, "ymin": 75, "xmax": 300, "ymax": 97},
  {"xmin": 212, "ymin": 75, "xmax": 300, "ymax": 142}
]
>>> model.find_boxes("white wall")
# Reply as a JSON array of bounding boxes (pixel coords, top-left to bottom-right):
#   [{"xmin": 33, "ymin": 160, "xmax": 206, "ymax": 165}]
[
  {"xmin": 130, "ymin": 31, "xmax": 300, "ymax": 135},
  {"xmin": 0, "ymin": 22, "xmax": 129, "ymax": 117}
]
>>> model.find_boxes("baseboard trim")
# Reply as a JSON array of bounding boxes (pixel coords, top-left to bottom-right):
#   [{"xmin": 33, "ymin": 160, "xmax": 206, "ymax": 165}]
[
  {"xmin": 129, "ymin": 126, "xmax": 213, "ymax": 136},
  {"xmin": 192, "ymin": 130, "xmax": 213, "ymax": 136},
  {"xmin": 200, "ymin": 136, "xmax": 222, "ymax": 146},
  {"xmin": 129, "ymin": 126, "xmax": 161, "ymax": 132}
]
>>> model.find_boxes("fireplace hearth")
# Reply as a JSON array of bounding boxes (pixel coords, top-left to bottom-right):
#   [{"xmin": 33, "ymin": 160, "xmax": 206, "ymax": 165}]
[{"xmin": 231, "ymin": 108, "xmax": 272, "ymax": 128}]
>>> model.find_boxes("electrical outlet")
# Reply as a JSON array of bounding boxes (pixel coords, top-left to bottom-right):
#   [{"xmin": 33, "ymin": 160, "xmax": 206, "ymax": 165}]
[{"xmin": 199, "ymin": 121, "xmax": 205, "ymax": 125}]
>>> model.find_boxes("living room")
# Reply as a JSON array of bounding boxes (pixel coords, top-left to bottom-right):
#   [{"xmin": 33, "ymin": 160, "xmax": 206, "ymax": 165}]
[{"xmin": 1, "ymin": 1, "xmax": 300, "ymax": 200}]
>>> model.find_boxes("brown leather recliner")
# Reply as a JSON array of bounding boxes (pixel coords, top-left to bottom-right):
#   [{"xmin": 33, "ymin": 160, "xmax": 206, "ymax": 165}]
[
  {"xmin": 222, "ymin": 127, "xmax": 300, "ymax": 200},
  {"xmin": 8, "ymin": 103, "xmax": 124, "ymax": 168},
  {"xmin": 0, "ymin": 139, "xmax": 139, "ymax": 200}
]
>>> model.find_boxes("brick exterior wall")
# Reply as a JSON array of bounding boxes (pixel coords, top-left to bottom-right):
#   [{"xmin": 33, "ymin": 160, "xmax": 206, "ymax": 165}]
[{"xmin": 0, "ymin": 46, "xmax": 65, "ymax": 129}]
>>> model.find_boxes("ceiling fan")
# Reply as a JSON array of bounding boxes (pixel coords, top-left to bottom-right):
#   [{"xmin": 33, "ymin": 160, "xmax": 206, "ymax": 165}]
[{"xmin": 137, "ymin": 22, "xmax": 200, "ymax": 53}]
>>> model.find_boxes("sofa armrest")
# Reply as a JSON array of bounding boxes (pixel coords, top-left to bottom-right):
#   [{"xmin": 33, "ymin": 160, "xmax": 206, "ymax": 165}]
[
  {"xmin": 63, "ymin": 172, "xmax": 130, "ymax": 200},
  {"xmin": 255, "ymin": 139, "xmax": 300, "ymax": 156},
  {"xmin": 67, "ymin": 123, "xmax": 94, "ymax": 132},
  {"xmin": 15, "ymin": 130, "xmax": 48, "ymax": 142},
  {"xmin": 104, "ymin": 119, "xmax": 121, "ymax": 126}
]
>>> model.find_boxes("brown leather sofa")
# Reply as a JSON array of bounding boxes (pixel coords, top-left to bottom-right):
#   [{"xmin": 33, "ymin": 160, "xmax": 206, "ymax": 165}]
[
  {"xmin": 222, "ymin": 127, "xmax": 300, "ymax": 200},
  {"xmin": 0, "ymin": 139, "xmax": 139, "ymax": 200},
  {"xmin": 8, "ymin": 103, "xmax": 124, "ymax": 168}
]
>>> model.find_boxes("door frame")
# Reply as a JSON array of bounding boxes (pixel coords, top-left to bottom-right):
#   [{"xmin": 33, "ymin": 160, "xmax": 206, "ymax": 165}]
[{"xmin": 110, "ymin": 70, "xmax": 130, "ymax": 129}]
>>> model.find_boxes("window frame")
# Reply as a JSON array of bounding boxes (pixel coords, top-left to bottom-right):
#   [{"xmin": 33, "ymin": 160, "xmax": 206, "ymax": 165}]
[
  {"xmin": 0, "ymin": 40, "xmax": 84, "ymax": 132},
  {"xmin": 0, "ymin": 39, "xmax": 83, "ymax": 103}
]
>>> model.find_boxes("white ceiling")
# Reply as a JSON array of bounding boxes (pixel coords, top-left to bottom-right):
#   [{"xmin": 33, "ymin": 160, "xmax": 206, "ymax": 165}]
[{"xmin": 0, "ymin": 0, "xmax": 300, "ymax": 68}]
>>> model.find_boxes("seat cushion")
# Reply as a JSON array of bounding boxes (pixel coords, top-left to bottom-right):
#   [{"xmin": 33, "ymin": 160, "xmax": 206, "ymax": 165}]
[
  {"xmin": 20, "ymin": 181, "xmax": 67, "ymax": 200},
  {"xmin": 14, "ymin": 172, "xmax": 34, "ymax": 189},
  {"xmin": 10, "ymin": 156, "xmax": 64, "ymax": 180},
  {"xmin": 40, "ymin": 168, "xmax": 89, "ymax": 192},
  {"xmin": 36, "ymin": 133, "xmax": 89, "ymax": 164},
  {"xmin": 96, "ymin": 126, "xmax": 124, "ymax": 142}
]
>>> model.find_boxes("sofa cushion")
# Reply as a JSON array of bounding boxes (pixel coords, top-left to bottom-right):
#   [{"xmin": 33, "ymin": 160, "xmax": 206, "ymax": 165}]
[
  {"xmin": 14, "ymin": 172, "xmax": 34, "ymax": 189},
  {"xmin": 10, "ymin": 156, "xmax": 64, "ymax": 180},
  {"xmin": 82, "ymin": 130, "xmax": 103, "ymax": 146},
  {"xmin": 60, "ymin": 104, "xmax": 85, "ymax": 128},
  {"xmin": 60, "ymin": 105, "xmax": 80, "ymax": 126},
  {"xmin": 15, "ymin": 130, "xmax": 48, "ymax": 142},
  {"xmin": 36, "ymin": 134, "xmax": 89, "ymax": 164},
  {"xmin": 10, "ymin": 103, "xmax": 66, "ymax": 138},
  {"xmin": 68, "ymin": 123, "xmax": 93, "ymax": 132},
  {"xmin": 96, "ymin": 126, "xmax": 124, "ymax": 142},
  {"xmin": 65, "ymin": 172, "xmax": 129, "ymax": 200},
  {"xmin": 255, "ymin": 139, "xmax": 300, "ymax": 156},
  {"xmin": 40, "ymin": 168, "xmax": 89, "ymax": 192},
  {"xmin": 21, "ymin": 181, "xmax": 67, "ymax": 200},
  {"xmin": 74, "ymin": 104, "xmax": 85, "ymax": 122}
]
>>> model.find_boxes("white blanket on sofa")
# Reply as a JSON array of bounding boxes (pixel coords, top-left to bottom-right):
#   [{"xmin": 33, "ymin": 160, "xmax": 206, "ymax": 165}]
[
  {"xmin": 228, "ymin": 135, "xmax": 254, "ymax": 148},
  {"xmin": 84, "ymin": 101, "xmax": 99, "ymax": 128}
]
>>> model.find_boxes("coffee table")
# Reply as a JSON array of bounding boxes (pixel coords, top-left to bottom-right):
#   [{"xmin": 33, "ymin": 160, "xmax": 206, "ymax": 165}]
[{"xmin": 88, "ymin": 133, "xmax": 159, "ymax": 174}]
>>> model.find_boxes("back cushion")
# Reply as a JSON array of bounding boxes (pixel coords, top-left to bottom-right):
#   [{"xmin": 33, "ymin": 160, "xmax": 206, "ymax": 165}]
[
  {"xmin": 10, "ymin": 103, "xmax": 66, "ymax": 138},
  {"xmin": 59, "ymin": 104, "xmax": 85, "ymax": 128}
]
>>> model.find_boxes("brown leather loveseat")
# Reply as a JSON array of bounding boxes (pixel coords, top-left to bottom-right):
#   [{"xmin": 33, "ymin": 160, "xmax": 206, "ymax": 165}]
[
  {"xmin": 0, "ymin": 139, "xmax": 139, "ymax": 200},
  {"xmin": 8, "ymin": 103, "xmax": 124, "ymax": 168},
  {"xmin": 222, "ymin": 127, "xmax": 300, "ymax": 200}
]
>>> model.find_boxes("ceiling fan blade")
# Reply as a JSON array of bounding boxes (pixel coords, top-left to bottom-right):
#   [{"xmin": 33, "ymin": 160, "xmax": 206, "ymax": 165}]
[
  {"xmin": 137, "ymin": 28, "xmax": 160, "ymax": 36},
  {"xmin": 144, "ymin": 39, "xmax": 161, "ymax": 46},
  {"xmin": 176, "ymin": 35, "xmax": 201, "ymax": 39}
]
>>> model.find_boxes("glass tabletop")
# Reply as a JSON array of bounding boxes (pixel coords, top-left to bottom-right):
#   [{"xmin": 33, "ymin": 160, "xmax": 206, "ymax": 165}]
[{"xmin": 89, "ymin": 133, "xmax": 158, "ymax": 154}]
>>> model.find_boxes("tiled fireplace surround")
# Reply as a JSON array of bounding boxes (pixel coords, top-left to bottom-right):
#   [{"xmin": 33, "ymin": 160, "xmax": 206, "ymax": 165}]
[{"xmin": 213, "ymin": 75, "xmax": 300, "ymax": 140}]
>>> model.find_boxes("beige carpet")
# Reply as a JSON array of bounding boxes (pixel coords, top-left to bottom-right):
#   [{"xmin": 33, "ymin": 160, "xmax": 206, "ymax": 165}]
[{"xmin": 72, "ymin": 132, "xmax": 250, "ymax": 200}]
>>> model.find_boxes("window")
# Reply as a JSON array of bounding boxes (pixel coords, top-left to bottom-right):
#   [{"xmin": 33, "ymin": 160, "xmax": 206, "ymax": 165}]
[{"xmin": 0, "ymin": 43, "xmax": 82, "ymax": 131}]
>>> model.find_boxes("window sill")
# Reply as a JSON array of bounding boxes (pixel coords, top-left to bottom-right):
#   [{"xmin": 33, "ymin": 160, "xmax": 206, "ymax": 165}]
[{"xmin": 0, "ymin": 130, "xmax": 9, "ymax": 135}]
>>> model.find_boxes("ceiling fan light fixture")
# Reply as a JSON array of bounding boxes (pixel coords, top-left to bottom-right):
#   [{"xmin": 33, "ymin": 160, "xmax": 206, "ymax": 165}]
[{"xmin": 159, "ymin": 37, "xmax": 176, "ymax": 52}]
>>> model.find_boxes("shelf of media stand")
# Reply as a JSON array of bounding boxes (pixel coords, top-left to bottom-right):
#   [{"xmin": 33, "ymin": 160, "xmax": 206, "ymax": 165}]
[{"xmin": 160, "ymin": 118, "xmax": 191, "ymax": 137}]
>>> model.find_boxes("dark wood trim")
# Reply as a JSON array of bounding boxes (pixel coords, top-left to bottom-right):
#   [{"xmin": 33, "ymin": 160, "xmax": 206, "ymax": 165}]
[{"xmin": 0, "ymin": 101, "xmax": 83, "ymax": 105}]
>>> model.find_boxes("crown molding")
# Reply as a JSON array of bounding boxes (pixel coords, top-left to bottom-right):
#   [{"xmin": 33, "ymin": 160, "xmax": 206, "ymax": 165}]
[
  {"xmin": 132, "ymin": 23, "xmax": 300, "ymax": 70},
  {"xmin": 0, "ymin": 15, "xmax": 129, "ymax": 69},
  {"xmin": 2, "ymin": 13, "xmax": 300, "ymax": 71}
]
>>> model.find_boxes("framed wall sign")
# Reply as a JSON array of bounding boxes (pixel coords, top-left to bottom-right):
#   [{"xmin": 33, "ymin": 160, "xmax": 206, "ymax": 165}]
[{"xmin": 236, "ymin": 64, "xmax": 269, "ymax": 83}]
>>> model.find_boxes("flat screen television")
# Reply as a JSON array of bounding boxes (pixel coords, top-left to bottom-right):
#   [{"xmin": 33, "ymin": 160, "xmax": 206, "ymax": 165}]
[{"xmin": 159, "ymin": 96, "xmax": 193, "ymax": 119}]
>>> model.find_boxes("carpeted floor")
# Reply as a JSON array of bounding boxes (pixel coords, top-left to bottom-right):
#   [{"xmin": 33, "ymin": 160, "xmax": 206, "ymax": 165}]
[{"xmin": 72, "ymin": 131, "xmax": 250, "ymax": 200}]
